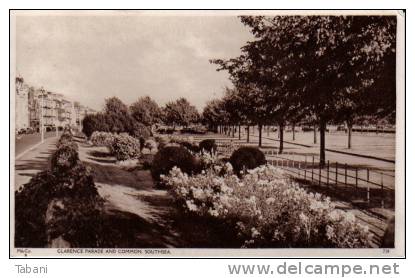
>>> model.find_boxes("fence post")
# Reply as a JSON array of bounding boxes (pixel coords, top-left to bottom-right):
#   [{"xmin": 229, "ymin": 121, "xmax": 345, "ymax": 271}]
[
  {"xmin": 327, "ymin": 160, "xmax": 330, "ymax": 186},
  {"xmin": 355, "ymin": 168, "xmax": 358, "ymax": 188},
  {"xmin": 381, "ymin": 172, "xmax": 385, "ymax": 208},
  {"xmin": 335, "ymin": 162, "xmax": 338, "ymax": 185},
  {"xmin": 366, "ymin": 168, "xmax": 370, "ymax": 204},
  {"xmin": 318, "ymin": 163, "xmax": 321, "ymax": 186},
  {"xmin": 304, "ymin": 156, "xmax": 307, "ymax": 179},
  {"xmin": 312, "ymin": 156, "xmax": 314, "ymax": 182},
  {"xmin": 345, "ymin": 163, "xmax": 348, "ymax": 185}
]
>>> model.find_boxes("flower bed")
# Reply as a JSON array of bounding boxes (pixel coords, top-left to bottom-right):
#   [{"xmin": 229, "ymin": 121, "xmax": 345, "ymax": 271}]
[{"xmin": 161, "ymin": 165, "xmax": 373, "ymax": 248}]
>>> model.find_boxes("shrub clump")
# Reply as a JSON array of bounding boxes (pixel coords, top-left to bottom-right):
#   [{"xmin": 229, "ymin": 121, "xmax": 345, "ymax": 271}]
[
  {"xmin": 151, "ymin": 146, "xmax": 200, "ymax": 182},
  {"xmin": 108, "ymin": 134, "xmax": 141, "ymax": 161},
  {"xmin": 199, "ymin": 139, "xmax": 217, "ymax": 154},
  {"xmin": 51, "ymin": 144, "xmax": 80, "ymax": 173},
  {"xmin": 15, "ymin": 158, "xmax": 104, "ymax": 247},
  {"xmin": 130, "ymin": 122, "xmax": 151, "ymax": 140},
  {"xmin": 229, "ymin": 146, "xmax": 266, "ymax": 175},
  {"xmin": 90, "ymin": 131, "xmax": 116, "ymax": 147}
]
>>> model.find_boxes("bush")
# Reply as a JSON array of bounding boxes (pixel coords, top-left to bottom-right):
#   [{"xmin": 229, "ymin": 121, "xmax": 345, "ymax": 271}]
[
  {"xmin": 130, "ymin": 122, "xmax": 151, "ymax": 140},
  {"xmin": 162, "ymin": 165, "xmax": 373, "ymax": 248},
  {"xmin": 229, "ymin": 146, "xmax": 266, "ymax": 175},
  {"xmin": 51, "ymin": 144, "xmax": 80, "ymax": 173},
  {"xmin": 151, "ymin": 146, "xmax": 201, "ymax": 182},
  {"xmin": 179, "ymin": 141, "xmax": 200, "ymax": 153},
  {"xmin": 109, "ymin": 134, "xmax": 141, "ymax": 161},
  {"xmin": 90, "ymin": 131, "xmax": 116, "ymax": 147},
  {"xmin": 199, "ymin": 139, "xmax": 217, "ymax": 154},
  {"xmin": 15, "ymin": 163, "xmax": 104, "ymax": 248},
  {"xmin": 169, "ymin": 136, "xmax": 200, "ymax": 153}
]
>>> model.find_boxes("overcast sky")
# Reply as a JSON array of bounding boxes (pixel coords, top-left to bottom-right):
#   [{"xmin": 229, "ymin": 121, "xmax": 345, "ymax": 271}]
[{"xmin": 15, "ymin": 13, "xmax": 254, "ymax": 111}]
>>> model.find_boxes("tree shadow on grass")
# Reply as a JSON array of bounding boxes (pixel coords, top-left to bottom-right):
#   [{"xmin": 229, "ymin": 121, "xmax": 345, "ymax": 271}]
[{"xmin": 99, "ymin": 208, "xmax": 185, "ymax": 248}]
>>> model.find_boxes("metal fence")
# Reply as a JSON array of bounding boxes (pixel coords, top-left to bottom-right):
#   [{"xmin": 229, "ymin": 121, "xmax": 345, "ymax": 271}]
[{"xmin": 216, "ymin": 142, "xmax": 394, "ymax": 208}]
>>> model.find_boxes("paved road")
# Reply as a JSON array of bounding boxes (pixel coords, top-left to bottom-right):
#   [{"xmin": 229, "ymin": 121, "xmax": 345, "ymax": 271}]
[
  {"xmin": 15, "ymin": 131, "xmax": 59, "ymax": 157},
  {"xmin": 13, "ymin": 136, "xmax": 58, "ymax": 191}
]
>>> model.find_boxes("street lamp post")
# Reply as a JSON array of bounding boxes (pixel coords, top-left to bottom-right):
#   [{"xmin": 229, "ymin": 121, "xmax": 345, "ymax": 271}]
[{"xmin": 40, "ymin": 88, "xmax": 45, "ymax": 143}]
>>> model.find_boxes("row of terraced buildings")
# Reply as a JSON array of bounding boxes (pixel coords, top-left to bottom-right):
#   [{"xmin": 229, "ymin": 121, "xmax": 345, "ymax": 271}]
[{"xmin": 14, "ymin": 76, "xmax": 95, "ymax": 132}]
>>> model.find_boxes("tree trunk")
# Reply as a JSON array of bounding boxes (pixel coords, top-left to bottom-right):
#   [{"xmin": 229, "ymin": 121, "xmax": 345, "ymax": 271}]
[
  {"xmin": 313, "ymin": 124, "xmax": 317, "ymax": 144},
  {"xmin": 292, "ymin": 124, "xmax": 295, "ymax": 141},
  {"xmin": 319, "ymin": 120, "xmax": 326, "ymax": 166},
  {"xmin": 238, "ymin": 125, "xmax": 241, "ymax": 140},
  {"xmin": 278, "ymin": 123, "xmax": 284, "ymax": 154},
  {"xmin": 347, "ymin": 121, "xmax": 352, "ymax": 149},
  {"xmin": 232, "ymin": 125, "xmax": 235, "ymax": 138},
  {"xmin": 267, "ymin": 125, "xmax": 270, "ymax": 136},
  {"xmin": 246, "ymin": 125, "xmax": 250, "ymax": 143},
  {"xmin": 258, "ymin": 124, "xmax": 263, "ymax": 147}
]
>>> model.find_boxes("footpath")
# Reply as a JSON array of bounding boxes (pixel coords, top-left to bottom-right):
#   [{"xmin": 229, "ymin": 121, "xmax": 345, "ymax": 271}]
[{"xmin": 14, "ymin": 136, "xmax": 58, "ymax": 191}]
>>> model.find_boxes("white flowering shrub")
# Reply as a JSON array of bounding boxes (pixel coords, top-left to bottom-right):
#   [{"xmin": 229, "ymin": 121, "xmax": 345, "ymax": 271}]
[
  {"xmin": 109, "ymin": 134, "xmax": 141, "ymax": 161},
  {"xmin": 193, "ymin": 150, "xmax": 221, "ymax": 170},
  {"xmin": 162, "ymin": 165, "xmax": 373, "ymax": 248},
  {"xmin": 90, "ymin": 131, "xmax": 116, "ymax": 147}
]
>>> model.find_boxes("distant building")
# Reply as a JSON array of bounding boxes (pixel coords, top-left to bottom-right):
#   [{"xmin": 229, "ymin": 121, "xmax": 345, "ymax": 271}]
[
  {"xmin": 15, "ymin": 77, "xmax": 30, "ymax": 131},
  {"xmin": 17, "ymin": 76, "xmax": 91, "ymax": 132}
]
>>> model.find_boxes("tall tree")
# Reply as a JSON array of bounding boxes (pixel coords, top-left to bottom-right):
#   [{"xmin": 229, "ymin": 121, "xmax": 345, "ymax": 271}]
[
  {"xmin": 130, "ymin": 96, "xmax": 162, "ymax": 130},
  {"xmin": 240, "ymin": 15, "xmax": 396, "ymax": 165},
  {"xmin": 104, "ymin": 97, "xmax": 132, "ymax": 133},
  {"xmin": 163, "ymin": 98, "xmax": 199, "ymax": 128}
]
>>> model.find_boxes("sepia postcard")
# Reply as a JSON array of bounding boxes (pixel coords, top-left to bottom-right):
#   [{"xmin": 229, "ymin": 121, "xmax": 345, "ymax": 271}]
[{"xmin": 10, "ymin": 10, "xmax": 405, "ymax": 257}]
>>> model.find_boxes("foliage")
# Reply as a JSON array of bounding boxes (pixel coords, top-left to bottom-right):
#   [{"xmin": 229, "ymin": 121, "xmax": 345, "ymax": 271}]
[
  {"xmin": 151, "ymin": 146, "xmax": 201, "ymax": 182},
  {"xmin": 162, "ymin": 165, "xmax": 373, "ymax": 248},
  {"xmin": 229, "ymin": 146, "xmax": 266, "ymax": 175},
  {"xmin": 130, "ymin": 96, "xmax": 162, "ymax": 127},
  {"xmin": 211, "ymin": 15, "xmax": 396, "ymax": 163},
  {"xmin": 90, "ymin": 131, "xmax": 116, "ymax": 147},
  {"xmin": 82, "ymin": 113, "xmax": 110, "ymax": 138},
  {"xmin": 163, "ymin": 98, "xmax": 200, "ymax": 127},
  {"xmin": 15, "ymin": 136, "xmax": 104, "ymax": 248},
  {"xmin": 169, "ymin": 136, "xmax": 200, "ymax": 153},
  {"xmin": 108, "ymin": 134, "xmax": 141, "ymax": 161},
  {"xmin": 129, "ymin": 121, "xmax": 151, "ymax": 140},
  {"xmin": 199, "ymin": 139, "xmax": 217, "ymax": 155},
  {"xmin": 51, "ymin": 144, "xmax": 80, "ymax": 173}
]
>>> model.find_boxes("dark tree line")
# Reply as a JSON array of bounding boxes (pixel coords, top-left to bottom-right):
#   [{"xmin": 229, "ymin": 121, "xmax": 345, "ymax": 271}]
[{"xmin": 203, "ymin": 15, "xmax": 396, "ymax": 166}]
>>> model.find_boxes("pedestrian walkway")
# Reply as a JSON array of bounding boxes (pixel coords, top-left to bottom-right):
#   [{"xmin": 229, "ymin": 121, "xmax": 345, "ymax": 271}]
[{"xmin": 13, "ymin": 136, "xmax": 58, "ymax": 191}]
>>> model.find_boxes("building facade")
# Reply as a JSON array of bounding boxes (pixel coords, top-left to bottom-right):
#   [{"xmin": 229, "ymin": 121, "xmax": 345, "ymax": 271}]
[
  {"xmin": 16, "ymin": 76, "xmax": 93, "ymax": 132},
  {"xmin": 15, "ymin": 77, "xmax": 30, "ymax": 131}
]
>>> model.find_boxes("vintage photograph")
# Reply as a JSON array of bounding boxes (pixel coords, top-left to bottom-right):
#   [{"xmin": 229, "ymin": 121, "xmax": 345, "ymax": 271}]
[{"xmin": 10, "ymin": 10, "xmax": 404, "ymax": 257}]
